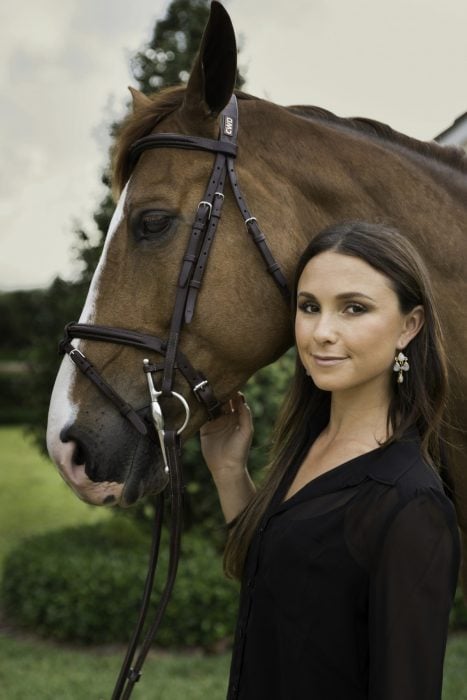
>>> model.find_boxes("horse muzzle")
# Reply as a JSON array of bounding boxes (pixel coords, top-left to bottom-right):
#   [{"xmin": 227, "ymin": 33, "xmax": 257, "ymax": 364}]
[{"xmin": 47, "ymin": 413, "xmax": 169, "ymax": 507}]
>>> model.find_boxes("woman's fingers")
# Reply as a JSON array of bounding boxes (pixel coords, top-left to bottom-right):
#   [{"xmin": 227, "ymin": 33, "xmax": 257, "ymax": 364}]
[{"xmin": 200, "ymin": 392, "xmax": 251, "ymax": 436}]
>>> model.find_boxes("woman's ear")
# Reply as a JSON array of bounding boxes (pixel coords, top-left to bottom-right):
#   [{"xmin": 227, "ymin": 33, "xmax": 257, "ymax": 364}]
[{"xmin": 397, "ymin": 305, "xmax": 425, "ymax": 349}]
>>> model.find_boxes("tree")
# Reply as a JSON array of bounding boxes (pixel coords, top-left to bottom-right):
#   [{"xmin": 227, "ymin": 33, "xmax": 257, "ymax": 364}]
[{"xmin": 132, "ymin": 0, "xmax": 245, "ymax": 94}]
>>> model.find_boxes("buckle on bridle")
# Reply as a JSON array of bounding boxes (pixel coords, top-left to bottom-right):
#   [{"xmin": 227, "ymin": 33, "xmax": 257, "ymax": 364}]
[
  {"xmin": 197, "ymin": 201, "xmax": 212, "ymax": 219},
  {"xmin": 193, "ymin": 379, "xmax": 208, "ymax": 401},
  {"xmin": 69, "ymin": 348, "xmax": 85, "ymax": 361}
]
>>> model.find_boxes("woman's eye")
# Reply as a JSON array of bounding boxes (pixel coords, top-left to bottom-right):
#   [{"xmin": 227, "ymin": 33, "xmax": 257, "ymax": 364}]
[
  {"xmin": 345, "ymin": 303, "xmax": 367, "ymax": 314},
  {"xmin": 132, "ymin": 210, "xmax": 175, "ymax": 242},
  {"xmin": 299, "ymin": 302, "xmax": 319, "ymax": 314}
]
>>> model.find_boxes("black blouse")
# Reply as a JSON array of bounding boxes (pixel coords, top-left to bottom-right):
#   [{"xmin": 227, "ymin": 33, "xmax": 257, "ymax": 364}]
[{"xmin": 227, "ymin": 431, "xmax": 461, "ymax": 700}]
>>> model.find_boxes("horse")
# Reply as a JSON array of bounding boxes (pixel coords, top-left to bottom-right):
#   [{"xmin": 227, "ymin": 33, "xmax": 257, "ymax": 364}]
[{"xmin": 47, "ymin": 2, "xmax": 467, "ymax": 598}]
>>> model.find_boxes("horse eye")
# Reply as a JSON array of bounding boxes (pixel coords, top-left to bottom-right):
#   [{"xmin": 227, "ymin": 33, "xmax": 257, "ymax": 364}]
[{"xmin": 132, "ymin": 210, "xmax": 175, "ymax": 242}]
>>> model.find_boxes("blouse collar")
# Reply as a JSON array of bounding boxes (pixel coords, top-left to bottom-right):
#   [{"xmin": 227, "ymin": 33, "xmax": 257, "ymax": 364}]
[{"xmin": 269, "ymin": 427, "xmax": 427, "ymax": 515}]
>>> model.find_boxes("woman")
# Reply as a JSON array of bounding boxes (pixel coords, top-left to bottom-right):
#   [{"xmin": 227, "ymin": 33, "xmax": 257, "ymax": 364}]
[{"xmin": 200, "ymin": 221, "xmax": 461, "ymax": 700}]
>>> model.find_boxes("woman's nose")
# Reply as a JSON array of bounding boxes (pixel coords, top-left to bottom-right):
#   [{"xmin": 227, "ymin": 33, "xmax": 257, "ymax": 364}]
[{"xmin": 312, "ymin": 313, "xmax": 338, "ymax": 344}]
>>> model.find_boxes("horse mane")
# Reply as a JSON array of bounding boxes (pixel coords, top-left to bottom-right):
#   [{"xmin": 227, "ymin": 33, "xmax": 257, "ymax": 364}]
[
  {"xmin": 287, "ymin": 104, "xmax": 467, "ymax": 176},
  {"xmin": 113, "ymin": 86, "xmax": 467, "ymax": 195}
]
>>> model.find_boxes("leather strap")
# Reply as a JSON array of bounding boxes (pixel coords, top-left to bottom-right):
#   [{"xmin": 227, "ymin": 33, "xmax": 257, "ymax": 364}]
[
  {"xmin": 61, "ymin": 324, "xmax": 223, "ymax": 420},
  {"xmin": 111, "ymin": 431, "xmax": 183, "ymax": 700},
  {"xmin": 226, "ymin": 160, "xmax": 290, "ymax": 300},
  {"xmin": 110, "ymin": 491, "xmax": 164, "ymax": 699},
  {"xmin": 160, "ymin": 151, "xmax": 227, "ymax": 396},
  {"xmin": 129, "ymin": 133, "xmax": 237, "ymax": 168},
  {"xmin": 61, "ymin": 340, "xmax": 149, "ymax": 436}
]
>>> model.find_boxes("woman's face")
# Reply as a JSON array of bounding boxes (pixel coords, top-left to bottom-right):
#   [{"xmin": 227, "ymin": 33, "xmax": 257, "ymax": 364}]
[{"xmin": 295, "ymin": 251, "xmax": 424, "ymax": 396}]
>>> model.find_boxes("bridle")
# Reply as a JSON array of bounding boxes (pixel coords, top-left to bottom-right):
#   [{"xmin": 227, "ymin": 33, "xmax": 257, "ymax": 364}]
[{"xmin": 59, "ymin": 94, "xmax": 290, "ymax": 699}]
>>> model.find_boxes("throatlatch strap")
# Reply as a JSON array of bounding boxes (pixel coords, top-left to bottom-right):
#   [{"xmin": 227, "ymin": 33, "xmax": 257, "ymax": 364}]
[{"xmin": 226, "ymin": 158, "xmax": 290, "ymax": 300}]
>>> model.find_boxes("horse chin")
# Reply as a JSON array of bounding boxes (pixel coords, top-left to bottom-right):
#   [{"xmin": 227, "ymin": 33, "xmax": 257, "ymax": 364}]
[{"xmin": 120, "ymin": 440, "xmax": 169, "ymax": 507}]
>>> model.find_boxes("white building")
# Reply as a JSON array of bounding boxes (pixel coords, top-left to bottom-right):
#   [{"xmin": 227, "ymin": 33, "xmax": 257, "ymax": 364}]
[{"xmin": 435, "ymin": 112, "xmax": 467, "ymax": 149}]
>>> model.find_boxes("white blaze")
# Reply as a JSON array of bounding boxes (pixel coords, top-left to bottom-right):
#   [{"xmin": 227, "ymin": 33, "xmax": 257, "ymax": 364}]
[
  {"xmin": 46, "ymin": 182, "xmax": 129, "ymax": 459},
  {"xmin": 79, "ymin": 180, "xmax": 129, "ymax": 324}
]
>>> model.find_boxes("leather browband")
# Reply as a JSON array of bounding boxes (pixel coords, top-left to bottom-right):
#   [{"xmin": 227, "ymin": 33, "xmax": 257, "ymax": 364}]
[{"xmin": 129, "ymin": 133, "xmax": 237, "ymax": 168}]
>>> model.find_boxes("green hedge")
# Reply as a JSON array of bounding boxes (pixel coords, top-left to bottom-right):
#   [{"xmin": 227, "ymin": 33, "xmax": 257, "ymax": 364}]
[
  {"xmin": 0, "ymin": 373, "xmax": 34, "ymax": 424},
  {"xmin": 1, "ymin": 519, "xmax": 239, "ymax": 648}
]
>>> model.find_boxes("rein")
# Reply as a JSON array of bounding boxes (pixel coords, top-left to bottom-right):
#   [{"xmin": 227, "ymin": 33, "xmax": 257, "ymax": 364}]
[{"xmin": 59, "ymin": 94, "xmax": 289, "ymax": 699}]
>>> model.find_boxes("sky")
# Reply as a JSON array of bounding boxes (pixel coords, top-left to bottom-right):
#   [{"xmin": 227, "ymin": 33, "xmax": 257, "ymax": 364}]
[{"xmin": 1, "ymin": 0, "xmax": 466, "ymax": 291}]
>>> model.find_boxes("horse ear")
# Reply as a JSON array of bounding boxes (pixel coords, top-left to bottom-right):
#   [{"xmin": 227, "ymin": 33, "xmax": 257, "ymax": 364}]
[
  {"xmin": 128, "ymin": 86, "xmax": 152, "ymax": 112},
  {"xmin": 183, "ymin": 1, "xmax": 237, "ymax": 118}
]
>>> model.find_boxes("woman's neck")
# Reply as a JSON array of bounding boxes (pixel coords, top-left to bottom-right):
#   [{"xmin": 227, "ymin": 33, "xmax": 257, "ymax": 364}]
[{"xmin": 325, "ymin": 381, "xmax": 392, "ymax": 447}]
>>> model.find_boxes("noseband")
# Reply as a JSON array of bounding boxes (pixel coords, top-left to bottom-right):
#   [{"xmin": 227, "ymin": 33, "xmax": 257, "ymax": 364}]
[{"xmin": 58, "ymin": 95, "xmax": 290, "ymax": 699}]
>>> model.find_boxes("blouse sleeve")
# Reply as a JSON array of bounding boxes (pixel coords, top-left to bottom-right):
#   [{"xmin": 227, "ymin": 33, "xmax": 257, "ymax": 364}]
[{"xmin": 368, "ymin": 489, "xmax": 460, "ymax": 700}]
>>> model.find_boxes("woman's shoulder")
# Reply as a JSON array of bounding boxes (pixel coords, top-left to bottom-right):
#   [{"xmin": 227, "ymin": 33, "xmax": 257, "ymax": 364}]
[
  {"xmin": 345, "ymin": 436, "xmax": 458, "ymax": 569},
  {"xmin": 363, "ymin": 429, "xmax": 447, "ymax": 496}
]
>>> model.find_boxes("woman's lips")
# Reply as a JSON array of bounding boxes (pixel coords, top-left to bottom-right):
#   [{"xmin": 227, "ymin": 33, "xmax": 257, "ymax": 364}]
[{"xmin": 312, "ymin": 355, "xmax": 348, "ymax": 366}]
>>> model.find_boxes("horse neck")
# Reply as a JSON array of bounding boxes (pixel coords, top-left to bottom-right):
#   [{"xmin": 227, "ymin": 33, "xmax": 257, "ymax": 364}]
[{"xmin": 239, "ymin": 100, "xmax": 467, "ymax": 274}]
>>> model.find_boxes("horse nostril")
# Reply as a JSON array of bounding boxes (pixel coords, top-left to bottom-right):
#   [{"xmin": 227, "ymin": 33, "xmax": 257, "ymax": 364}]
[
  {"xmin": 60, "ymin": 426, "xmax": 91, "ymax": 475},
  {"xmin": 73, "ymin": 441, "xmax": 86, "ymax": 466}
]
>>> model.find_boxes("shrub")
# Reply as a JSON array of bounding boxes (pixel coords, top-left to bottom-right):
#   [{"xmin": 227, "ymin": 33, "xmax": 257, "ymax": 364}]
[{"xmin": 1, "ymin": 519, "xmax": 239, "ymax": 648}]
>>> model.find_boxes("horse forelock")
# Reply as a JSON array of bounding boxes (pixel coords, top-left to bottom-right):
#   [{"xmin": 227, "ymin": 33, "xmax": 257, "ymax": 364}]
[
  {"xmin": 112, "ymin": 86, "xmax": 186, "ymax": 196},
  {"xmin": 112, "ymin": 87, "xmax": 258, "ymax": 196}
]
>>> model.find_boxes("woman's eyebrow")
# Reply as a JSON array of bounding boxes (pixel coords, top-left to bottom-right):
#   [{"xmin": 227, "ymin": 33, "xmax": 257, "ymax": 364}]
[
  {"xmin": 297, "ymin": 291, "xmax": 375, "ymax": 302},
  {"xmin": 335, "ymin": 291, "xmax": 375, "ymax": 301}
]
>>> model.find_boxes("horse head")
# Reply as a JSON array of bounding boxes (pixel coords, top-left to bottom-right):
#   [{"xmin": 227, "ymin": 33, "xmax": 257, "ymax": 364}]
[{"xmin": 47, "ymin": 3, "xmax": 298, "ymax": 507}]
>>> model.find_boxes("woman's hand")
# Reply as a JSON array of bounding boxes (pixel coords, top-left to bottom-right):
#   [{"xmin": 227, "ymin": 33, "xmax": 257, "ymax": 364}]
[
  {"xmin": 200, "ymin": 392, "xmax": 256, "ymax": 523},
  {"xmin": 200, "ymin": 392, "xmax": 253, "ymax": 481}
]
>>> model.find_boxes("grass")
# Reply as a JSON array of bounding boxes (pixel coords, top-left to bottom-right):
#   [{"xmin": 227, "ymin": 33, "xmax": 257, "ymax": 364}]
[
  {"xmin": 0, "ymin": 426, "xmax": 109, "ymax": 570},
  {"xmin": 0, "ymin": 634, "xmax": 230, "ymax": 700},
  {"xmin": 0, "ymin": 631, "xmax": 466, "ymax": 699},
  {"xmin": 443, "ymin": 632, "xmax": 467, "ymax": 699}
]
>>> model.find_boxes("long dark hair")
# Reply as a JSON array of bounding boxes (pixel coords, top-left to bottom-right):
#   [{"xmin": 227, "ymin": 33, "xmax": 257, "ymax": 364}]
[{"xmin": 224, "ymin": 221, "xmax": 449, "ymax": 580}]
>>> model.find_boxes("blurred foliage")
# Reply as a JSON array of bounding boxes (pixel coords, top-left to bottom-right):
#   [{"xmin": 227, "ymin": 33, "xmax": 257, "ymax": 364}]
[
  {"xmin": 451, "ymin": 585, "xmax": 467, "ymax": 630},
  {"xmin": 1, "ymin": 519, "xmax": 239, "ymax": 648},
  {"xmin": 0, "ymin": 280, "xmax": 86, "ymax": 436}
]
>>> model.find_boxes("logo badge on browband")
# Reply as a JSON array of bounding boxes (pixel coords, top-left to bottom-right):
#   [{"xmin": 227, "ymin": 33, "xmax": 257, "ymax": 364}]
[{"xmin": 223, "ymin": 115, "xmax": 234, "ymax": 136}]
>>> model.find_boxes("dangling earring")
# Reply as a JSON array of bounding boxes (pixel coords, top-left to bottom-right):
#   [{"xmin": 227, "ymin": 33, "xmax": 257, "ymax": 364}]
[{"xmin": 393, "ymin": 351, "xmax": 409, "ymax": 384}]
